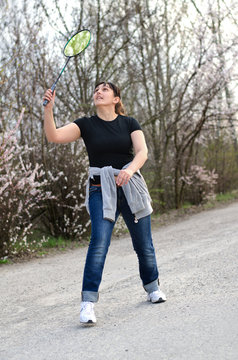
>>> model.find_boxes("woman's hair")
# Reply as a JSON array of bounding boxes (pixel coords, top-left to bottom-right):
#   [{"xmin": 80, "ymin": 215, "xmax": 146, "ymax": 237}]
[{"xmin": 94, "ymin": 81, "xmax": 126, "ymax": 115}]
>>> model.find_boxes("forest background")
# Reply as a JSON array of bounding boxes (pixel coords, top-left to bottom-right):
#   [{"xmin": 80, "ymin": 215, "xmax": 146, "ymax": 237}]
[{"xmin": 1, "ymin": 0, "xmax": 238, "ymax": 259}]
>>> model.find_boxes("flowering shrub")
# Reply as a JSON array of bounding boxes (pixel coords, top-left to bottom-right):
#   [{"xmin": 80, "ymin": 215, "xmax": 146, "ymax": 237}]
[
  {"xmin": 0, "ymin": 110, "xmax": 53, "ymax": 259},
  {"xmin": 39, "ymin": 142, "xmax": 91, "ymax": 241},
  {"xmin": 181, "ymin": 165, "xmax": 219, "ymax": 205}
]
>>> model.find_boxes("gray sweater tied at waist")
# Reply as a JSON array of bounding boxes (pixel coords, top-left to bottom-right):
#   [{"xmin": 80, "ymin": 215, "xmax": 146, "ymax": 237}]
[{"xmin": 85, "ymin": 163, "xmax": 153, "ymax": 222}]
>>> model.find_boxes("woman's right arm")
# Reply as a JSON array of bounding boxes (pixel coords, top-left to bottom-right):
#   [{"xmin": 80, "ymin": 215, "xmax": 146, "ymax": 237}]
[{"xmin": 43, "ymin": 89, "xmax": 81, "ymax": 144}]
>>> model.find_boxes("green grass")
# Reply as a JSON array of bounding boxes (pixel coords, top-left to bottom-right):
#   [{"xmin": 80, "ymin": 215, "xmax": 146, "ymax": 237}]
[
  {"xmin": 34, "ymin": 236, "xmax": 81, "ymax": 258},
  {"xmin": 203, "ymin": 201, "xmax": 216, "ymax": 210},
  {"xmin": 0, "ymin": 259, "xmax": 11, "ymax": 265},
  {"xmin": 37, "ymin": 251, "xmax": 48, "ymax": 257},
  {"xmin": 182, "ymin": 202, "xmax": 193, "ymax": 209},
  {"xmin": 41, "ymin": 236, "xmax": 68, "ymax": 249},
  {"xmin": 215, "ymin": 191, "xmax": 238, "ymax": 202},
  {"xmin": 203, "ymin": 190, "xmax": 238, "ymax": 210}
]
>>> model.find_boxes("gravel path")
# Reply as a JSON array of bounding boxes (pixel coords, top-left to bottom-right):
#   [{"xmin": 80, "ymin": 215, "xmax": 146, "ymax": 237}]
[{"xmin": 1, "ymin": 202, "xmax": 238, "ymax": 360}]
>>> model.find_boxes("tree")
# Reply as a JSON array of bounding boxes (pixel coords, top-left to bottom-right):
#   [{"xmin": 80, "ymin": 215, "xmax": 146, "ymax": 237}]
[
  {"xmin": 1, "ymin": 0, "xmax": 238, "ymax": 250},
  {"xmin": 125, "ymin": 0, "xmax": 238, "ymax": 208}
]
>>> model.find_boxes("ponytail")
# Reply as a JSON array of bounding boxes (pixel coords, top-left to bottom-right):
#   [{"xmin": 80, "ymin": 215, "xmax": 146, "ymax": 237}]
[{"xmin": 115, "ymin": 99, "xmax": 126, "ymax": 115}]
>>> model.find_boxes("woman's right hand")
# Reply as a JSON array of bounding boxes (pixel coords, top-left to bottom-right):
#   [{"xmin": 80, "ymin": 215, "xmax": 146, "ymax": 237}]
[{"xmin": 43, "ymin": 89, "xmax": 56, "ymax": 109}]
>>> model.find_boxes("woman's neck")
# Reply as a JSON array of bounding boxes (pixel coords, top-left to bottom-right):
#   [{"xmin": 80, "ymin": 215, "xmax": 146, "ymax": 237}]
[{"xmin": 96, "ymin": 107, "xmax": 118, "ymax": 121}]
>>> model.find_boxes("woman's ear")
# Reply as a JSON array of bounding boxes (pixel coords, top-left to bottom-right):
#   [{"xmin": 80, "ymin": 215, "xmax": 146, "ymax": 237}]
[{"xmin": 113, "ymin": 96, "xmax": 120, "ymax": 104}]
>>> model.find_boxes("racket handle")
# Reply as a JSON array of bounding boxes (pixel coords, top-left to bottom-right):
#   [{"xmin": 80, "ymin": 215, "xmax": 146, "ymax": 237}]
[
  {"xmin": 43, "ymin": 83, "xmax": 57, "ymax": 107},
  {"xmin": 43, "ymin": 98, "xmax": 49, "ymax": 107}
]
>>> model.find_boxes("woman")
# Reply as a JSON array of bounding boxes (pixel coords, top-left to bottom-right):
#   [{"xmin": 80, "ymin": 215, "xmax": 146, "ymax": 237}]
[{"xmin": 43, "ymin": 82, "xmax": 166, "ymax": 325}]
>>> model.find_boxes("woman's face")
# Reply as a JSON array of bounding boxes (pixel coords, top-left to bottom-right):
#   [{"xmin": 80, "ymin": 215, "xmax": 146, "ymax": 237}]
[{"xmin": 93, "ymin": 83, "xmax": 119, "ymax": 108}]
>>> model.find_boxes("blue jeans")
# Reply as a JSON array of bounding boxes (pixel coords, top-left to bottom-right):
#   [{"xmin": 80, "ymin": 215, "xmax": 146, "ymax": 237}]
[{"xmin": 82, "ymin": 185, "xmax": 159, "ymax": 302}]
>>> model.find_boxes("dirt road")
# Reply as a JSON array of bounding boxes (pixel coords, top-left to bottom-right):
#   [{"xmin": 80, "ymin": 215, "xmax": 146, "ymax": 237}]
[{"xmin": 1, "ymin": 202, "xmax": 238, "ymax": 360}]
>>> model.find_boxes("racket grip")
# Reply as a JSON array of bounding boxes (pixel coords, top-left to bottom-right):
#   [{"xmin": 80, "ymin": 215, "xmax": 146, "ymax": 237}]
[{"xmin": 43, "ymin": 83, "xmax": 56, "ymax": 107}]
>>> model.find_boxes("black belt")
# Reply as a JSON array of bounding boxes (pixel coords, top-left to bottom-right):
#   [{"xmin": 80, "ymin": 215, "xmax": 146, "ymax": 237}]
[{"xmin": 90, "ymin": 176, "xmax": 101, "ymax": 185}]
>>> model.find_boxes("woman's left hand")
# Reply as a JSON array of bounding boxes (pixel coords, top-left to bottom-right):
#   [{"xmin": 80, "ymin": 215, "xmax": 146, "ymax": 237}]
[{"xmin": 116, "ymin": 168, "xmax": 134, "ymax": 186}]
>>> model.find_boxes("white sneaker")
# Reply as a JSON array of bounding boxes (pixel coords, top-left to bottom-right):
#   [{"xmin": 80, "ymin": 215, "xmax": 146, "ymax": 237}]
[
  {"xmin": 147, "ymin": 288, "xmax": 167, "ymax": 303},
  {"xmin": 80, "ymin": 301, "xmax": 97, "ymax": 324}
]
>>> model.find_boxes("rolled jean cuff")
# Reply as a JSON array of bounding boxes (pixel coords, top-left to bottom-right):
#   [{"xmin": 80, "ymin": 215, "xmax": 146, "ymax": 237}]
[
  {"xmin": 81, "ymin": 291, "xmax": 99, "ymax": 303},
  {"xmin": 143, "ymin": 279, "xmax": 159, "ymax": 293}
]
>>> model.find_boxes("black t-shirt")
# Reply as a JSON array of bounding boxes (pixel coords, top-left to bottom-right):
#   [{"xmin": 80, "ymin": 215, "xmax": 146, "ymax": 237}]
[{"xmin": 73, "ymin": 114, "xmax": 142, "ymax": 169}]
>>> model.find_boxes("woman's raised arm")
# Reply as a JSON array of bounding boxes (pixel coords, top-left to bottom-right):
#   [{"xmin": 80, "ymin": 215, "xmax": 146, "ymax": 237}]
[{"xmin": 43, "ymin": 89, "xmax": 81, "ymax": 144}]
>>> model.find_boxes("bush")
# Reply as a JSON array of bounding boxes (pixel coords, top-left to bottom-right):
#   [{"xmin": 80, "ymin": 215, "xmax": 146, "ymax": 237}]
[
  {"xmin": 203, "ymin": 136, "xmax": 238, "ymax": 193},
  {"xmin": 182, "ymin": 165, "xmax": 218, "ymax": 205},
  {"xmin": 0, "ymin": 110, "xmax": 53, "ymax": 259},
  {"xmin": 39, "ymin": 140, "xmax": 91, "ymax": 240}
]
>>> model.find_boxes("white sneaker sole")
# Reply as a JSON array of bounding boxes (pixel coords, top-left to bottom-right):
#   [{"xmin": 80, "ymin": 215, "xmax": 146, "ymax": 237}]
[
  {"xmin": 147, "ymin": 294, "xmax": 167, "ymax": 303},
  {"xmin": 80, "ymin": 319, "xmax": 97, "ymax": 326},
  {"xmin": 149, "ymin": 297, "xmax": 166, "ymax": 303}
]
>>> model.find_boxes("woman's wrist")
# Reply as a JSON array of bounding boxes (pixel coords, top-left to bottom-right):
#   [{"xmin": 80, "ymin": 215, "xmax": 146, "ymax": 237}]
[
  {"xmin": 126, "ymin": 167, "xmax": 136, "ymax": 176},
  {"xmin": 44, "ymin": 105, "xmax": 53, "ymax": 114}
]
